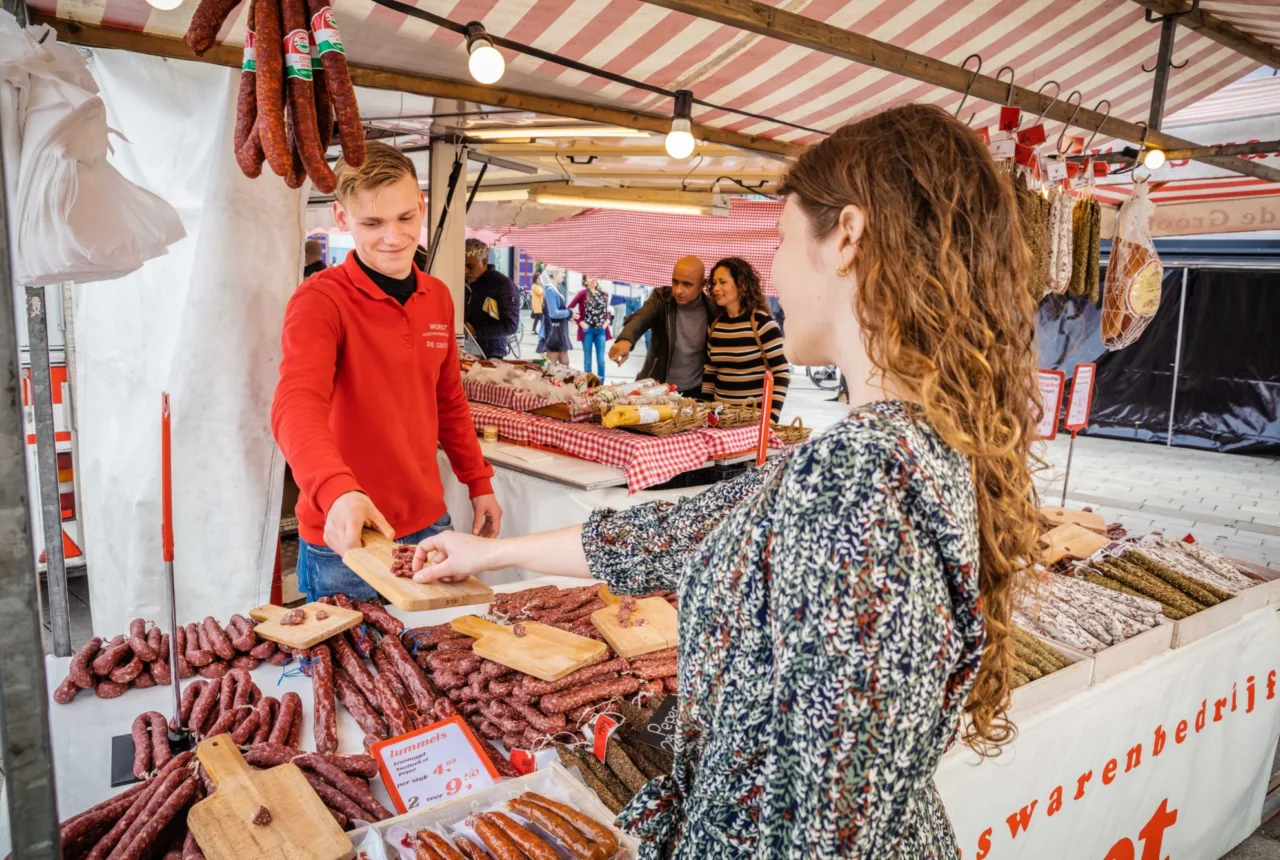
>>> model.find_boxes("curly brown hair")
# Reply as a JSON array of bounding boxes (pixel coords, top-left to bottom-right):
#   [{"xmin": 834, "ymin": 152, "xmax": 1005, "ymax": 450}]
[
  {"xmin": 709, "ymin": 256, "xmax": 769, "ymax": 317},
  {"xmin": 778, "ymin": 104, "xmax": 1041, "ymax": 755}
]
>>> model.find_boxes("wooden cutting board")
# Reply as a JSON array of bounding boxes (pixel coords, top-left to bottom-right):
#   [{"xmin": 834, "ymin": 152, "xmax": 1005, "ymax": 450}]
[
  {"xmin": 1040, "ymin": 506, "xmax": 1107, "ymax": 535},
  {"xmin": 342, "ymin": 531, "xmax": 493, "ymax": 611},
  {"xmin": 591, "ymin": 586, "xmax": 679, "ymax": 659},
  {"xmin": 1038, "ymin": 523, "xmax": 1111, "ymax": 565},
  {"xmin": 187, "ymin": 735, "xmax": 350, "ymax": 860},
  {"xmin": 248, "ymin": 602, "xmax": 363, "ymax": 650},
  {"xmin": 450, "ymin": 615, "xmax": 608, "ymax": 681}
]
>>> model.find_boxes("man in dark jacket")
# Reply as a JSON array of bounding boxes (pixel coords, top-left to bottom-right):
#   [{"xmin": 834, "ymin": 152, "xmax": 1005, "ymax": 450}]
[
  {"xmin": 463, "ymin": 239, "xmax": 520, "ymax": 359},
  {"xmin": 609, "ymin": 256, "xmax": 710, "ymax": 396}
]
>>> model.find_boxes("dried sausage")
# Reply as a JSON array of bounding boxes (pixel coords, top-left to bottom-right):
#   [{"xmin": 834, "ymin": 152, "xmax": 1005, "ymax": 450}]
[
  {"xmin": 60, "ymin": 782, "xmax": 147, "ymax": 851},
  {"xmin": 238, "ymin": 122, "xmax": 267, "ymax": 180},
  {"xmin": 92, "ymin": 636, "xmax": 132, "ymax": 676},
  {"xmin": 129, "ymin": 619, "xmax": 158, "ymax": 662},
  {"xmin": 179, "ymin": 681, "xmax": 205, "ymax": 729},
  {"xmin": 424, "ymin": 652, "xmax": 481, "ymax": 674},
  {"xmin": 373, "ymin": 671, "xmax": 414, "ymax": 737},
  {"xmin": 69, "ymin": 636, "xmax": 102, "ymax": 689},
  {"xmin": 331, "ymin": 634, "xmax": 377, "ymax": 702},
  {"xmin": 104, "ymin": 765, "xmax": 188, "ymax": 860},
  {"xmin": 335, "ymin": 667, "xmax": 388, "ymax": 743},
  {"xmin": 86, "ymin": 751, "xmax": 194, "ymax": 860},
  {"xmin": 353, "ymin": 600, "xmax": 403, "ymax": 636},
  {"xmin": 227, "ymin": 614, "xmax": 257, "ymax": 652},
  {"xmin": 300, "ymin": 769, "xmax": 367, "ymax": 824},
  {"xmin": 281, "ymin": 0, "xmax": 336, "ymax": 192},
  {"xmin": 110, "ymin": 653, "xmax": 145, "ymax": 684},
  {"xmin": 54, "ymin": 675, "xmax": 80, "ymax": 704},
  {"xmin": 204, "ymin": 617, "xmax": 235, "ymax": 661},
  {"xmin": 148, "ymin": 711, "xmax": 172, "ymax": 771},
  {"xmin": 252, "ymin": 697, "xmax": 278, "ymax": 744},
  {"xmin": 256, "ymin": 0, "xmax": 291, "ymax": 177},
  {"xmin": 147, "ymin": 626, "xmax": 163, "ymax": 656},
  {"xmin": 517, "ymin": 657, "xmax": 620, "ymax": 697},
  {"xmin": 298, "ymin": 753, "xmax": 391, "ymax": 821},
  {"xmin": 508, "ymin": 700, "xmax": 566, "ymax": 735},
  {"xmin": 230, "ymin": 709, "xmax": 261, "ymax": 745},
  {"xmin": 347, "ymin": 626, "xmax": 373, "ymax": 659},
  {"xmin": 185, "ymin": 624, "xmax": 214, "ymax": 668},
  {"xmin": 190, "ymin": 674, "xmax": 221, "ymax": 734},
  {"xmin": 519, "ymin": 792, "xmax": 618, "ymax": 852},
  {"xmin": 231, "ymin": 654, "xmax": 259, "ymax": 671},
  {"xmin": 303, "ymin": 0, "xmax": 364, "ymax": 166},
  {"xmin": 95, "ymin": 679, "xmax": 128, "ymax": 699},
  {"xmin": 279, "ymin": 607, "xmax": 306, "ymax": 626},
  {"xmin": 540, "ymin": 677, "xmax": 639, "ymax": 715},
  {"xmin": 379, "ymin": 633, "xmax": 438, "ymax": 715},
  {"xmin": 133, "ymin": 671, "xmax": 157, "ymax": 689},
  {"xmin": 198, "ymin": 661, "xmax": 229, "ymax": 681},
  {"xmin": 270, "ymin": 691, "xmax": 301, "ymax": 746},
  {"xmin": 436, "ymin": 638, "xmax": 474, "ymax": 652},
  {"xmin": 266, "ymin": 648, "xmax": 291, "ymax": 666},
  {"xmin": 507, "ymin": 797, "xmax": 608, "ymax": 860},
  {"xmin": 115, "ymin": 774, "xmax": 198, "ymax": 860},
  {"xmin": 313, "ymin": 54, "xmax": 332, "ymax": 151},
  {"xmin": 311, "ymin": 644, "xmax": 339, "ymax": 754},
  {"xmin": 131, "ymin": 714, "xmax": 153, "ymax": 779},
  {"xmin": 182, "ymin": 830, "xmax": 205, "ymax": 860},
  {"xmin": 250, "ymin": 637, "xmax": 277, "ymax": 660},
  {"xmin": 183, "ymin": 0, "xmax": 244, "ymax": 56}
]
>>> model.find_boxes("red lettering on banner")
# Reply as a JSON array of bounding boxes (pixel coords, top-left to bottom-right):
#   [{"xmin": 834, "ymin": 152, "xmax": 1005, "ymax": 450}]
[
  {"xmin": 1248, "ymin": 675, "xmax": 1256, "ymax": 713},
  {"xmin": 1047, "ymin": 786, "xmax": 1063, "ymax": 816},
  {"xmin": 975, "ymin": 827, "xmax": 992, "ymax": 860},
  {"xmin": 1102, "ymin": 758, "xmax": 1118, "ymax": 785},
  {"xmin": 1075, "ymin": 770, "xmax": 1093, "ymax": 800},
  {"xmin": 1104, "ymin": 838, "xmax": 1135, "ymax": 860},
  {"xmin": 1232, "ymin": 682, "xmax": 1238, "ymax": 713},
  {"xmin": 1138, "ymin": 799, "xmax": 1178, "ymax": 860},
  {"xmin": 1153, "ymin": 725, "xmax": 1166, "ymax": 757},
  {"xmin": 1175, "ymin": 720, "xmax": 1188, "ymax": 744},
  {"xmin": 1214, "ymin": 697, "xmax": 1228, "ymax": 722},
  {"xmin": 1005, "ymin": 800, "xmax": 1037, "ymax": 838},
  {"xmin": 1268, "ymin": 670, "xmax": 1276, "ymax": 699},
  {"xmin": 1195, "ymin": 699, "xmax": 1207, "ymax": 733},
  {"xmin": 1125, "ymin": 744, "xmax": 1142, "ymax": 773}
]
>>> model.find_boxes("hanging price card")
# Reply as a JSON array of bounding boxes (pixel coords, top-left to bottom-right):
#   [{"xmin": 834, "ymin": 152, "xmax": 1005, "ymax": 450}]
[
  {"xmin": 989, "ymin": 139, "xmax": 1015, "ymax": 159},
  {"xmin": 1045, "ymin": 159, "xmax": 1068, "ymax": 182},
  {"xmin": 1064, "ymin": 363, "xmax": 1096, "ymax": 434},
  {"xmin": 1036, "ymin": 369, "xmax": 1066, "ymax": 440},
  {"xmin": 999, "ymin": 106, "xmax": 1022, "ymax": 131},
  {"xmin": 1017, "ymin": 123, "xmax": 1046, "ymax": 147},
  {"xmin": 371, "ymin": 716, "xmax": 501, "ymax": 815},
  {"xmin": 972, "ymin": 126, "xmax": 991, "ymax": 145}
]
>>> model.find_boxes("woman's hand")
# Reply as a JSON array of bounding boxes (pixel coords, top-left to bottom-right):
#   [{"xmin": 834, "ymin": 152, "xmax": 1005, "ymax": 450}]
[{"xmin": 412, "ymin": 531, "xmax": 499, "ymax": 583}]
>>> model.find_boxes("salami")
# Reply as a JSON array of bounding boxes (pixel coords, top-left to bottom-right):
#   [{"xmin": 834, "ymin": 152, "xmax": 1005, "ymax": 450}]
[
  {"xmin": 69, "ymin": 636, "xmax": 103, "ymax": 689},
  {"xmin": 256, "ymin": 0, "xmax": 291, "ymax": 177},
  {"xmin": 373, "ymin": 671, "xmax": 414, "ymax": 737},
  {"xmin": 92, "ymin": 636, "xmax": 132, "ymax": 676},
  {"xmin": 378, "ymin": 633, "xmax": 438, "ymax": 715},
  {"xmin": 184, "ymin": 0, "xmax": 244, "ymax": 56},
  {"xmin": 303, "ymin": 0, "xmax": 364, "ymax": 167},
  {"xmin": 238, "ymin": 122, "xmax": 267, "ymax": 180},
  {"xmin": 203, "ymin": 617, "xmax": 236, "ymax": 661},
  {"xmin": 298, "ymin": 753, "xmax": 391, "ymax": 821},
  {"xmin": 335, "ymin": 667, "xmax": 388, "ymax": 743},
  {"xmin": 353, "ymin": 600, "xmax": 404, "ymax": 636},
  {"xmin": 280, "ymin": 0, "xmax": 336, "ymax": 191},
  {"xmin": 517, "ymin": 657, "xmax": 619, "ymax": 697},
  {"xmin": 270, "ymin": 691, "xmax": 302, "ymax": 746},
  {"xmin": 128, "ymin": 619, "xmax": 158, "ymax": 662},
  {"xmin": 131, "ymin": 714, "xmax": 153, "ymax": 779},
  {"xmin": 311, "ymin": 645, "xmax": 339, "ymax": 754},
  {"xmin": 60, "ymin": 782, "xmax": 147, "ymax": 853},
  {"xmin": 331, "ymin": 632, "xmax": 378, "ymax": 704},
  {"xmin": 539, "ymin": 677, "xmax": 640, "ymax": 716}
]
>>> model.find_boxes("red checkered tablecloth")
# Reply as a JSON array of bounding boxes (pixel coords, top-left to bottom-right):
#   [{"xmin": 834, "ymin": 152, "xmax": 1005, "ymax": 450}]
[
  {"xmin": 699, "ymin": 425, "xmax": 772, "ymax": 460},
  {"xmin": 464, "ymin": 380, "xmax": 598, "ymax": 423}
]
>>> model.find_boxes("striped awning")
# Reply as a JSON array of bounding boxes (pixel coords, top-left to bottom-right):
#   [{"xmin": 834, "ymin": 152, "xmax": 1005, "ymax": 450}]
[{"xmin": 31, "ymin": 0, "xmax": 1275, "ymax": 147}]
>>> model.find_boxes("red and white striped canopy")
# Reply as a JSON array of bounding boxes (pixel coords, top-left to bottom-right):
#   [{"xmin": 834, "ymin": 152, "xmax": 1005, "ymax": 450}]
[{"xmin": 33, "ymin": 0, "xmax": 1276, "ymax": 146}]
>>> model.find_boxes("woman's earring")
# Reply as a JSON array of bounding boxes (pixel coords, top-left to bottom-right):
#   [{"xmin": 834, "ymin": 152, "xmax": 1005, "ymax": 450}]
[{"xmin": 836, "ymin": 262, "xmax": 852, "ymax": 278}]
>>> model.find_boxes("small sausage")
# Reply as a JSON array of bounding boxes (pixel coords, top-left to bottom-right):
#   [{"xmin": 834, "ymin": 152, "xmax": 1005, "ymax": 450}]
[
  {"xmin": 129, "ymin": 619, "xmax": 159, "ymax": 662},
  {"xmin": 519, "ymin": 792, "xmax": 618, "ymax": 852},
  {"xmin": 132, "ymin": 672, "xmax": 156, "ymax": 689},
  {"xmin": 270, "ymin": 691, "xmax": 301, "ymax": 746},
  {"xmin": 508, "ymin": 797, "xmax": 608, "ymax": 860},
  {"xmin": 311, "ymin": 644, "xmax": 339, "ymax": 754},
  {"xmin": 507, "ymin": 700, "xmax": 566, "ymax": 735},
  {"xmin": 68, "ymin": 636, "xmax": 102, "ymax": 689},
  {"xmin": 190, "ymin": 673, "xmax": 222, "ymax": 734},
  {"xmin": 131, "ymin": 714, "xmax": 153, "ymax": 779},
  {"xmin": 435, "ymin": 638, "xmax": 474, "ymax": 652},
  {"xmin": 185, "ymin": 624, "xmax": 214, "ymax": 667},
  {"xmin": 539, "ymin": 677, "xmax": 640, "ymax": 716},
  {"xmin": 59, "ymin": 781, "xmax": 148, "ymax": 852},
  {"xmin": 353, "ymin": 601, "xmax": 403, "ymax": 636},
  {"xmin": 334, "ymin": 667, "xmax": 388, "ymax": 743},
  {"xmin": 203, "ymin": 617, "xmax": 236, "ymax": 661},
  {"xmin": 347, "ymin": 626, "xmax": 373, "ymax": 659},
  {"xmin": 110, "ymin": 653, "xmax": 145, "ymax": 684},
  {"xmin": 203, "ymin": 708, "xmax": 244, "ymax": 740},
  {"xmin": 94, "ymin": 679, "xmax": 128, "ymax": 699},
  {"xmin": 92, "ymin": 636, "xmax": 132, "ymax": 676},
  {"xmin": 256, "ymin": 0, "xmax": 291, "ymax": 176}
]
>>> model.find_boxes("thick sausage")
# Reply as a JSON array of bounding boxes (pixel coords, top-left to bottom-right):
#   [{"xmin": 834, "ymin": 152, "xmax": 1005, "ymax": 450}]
[
  {"xmin": 133, "ymin": 671, "xmax": 157, "ymax": 689},
  {"xmin": 183, "ymin": 0, "xmax": 244, "ymax": 56},
  {"xmin": 540, "ymin": 677, "xmax": 639, "ymax": 716},
  {"xmin": 379, "ymin": 634, "xmax": 438, "ymax": 715},
  {"xmin": 252, "ymin": 697, "xmax": 278, "ymax": 744},
  {"xmin": 417, "ymin": 831, "xmax": 468, "ymax": 860},
  {"xmin": 331, "ymin": 634, "xmax": 378, "ymax": 704},
  {"xmin": 179, "ymin": 680, "xmax": 205, "ymax": 729},
  {"xmin": 131, "ymin": 714, "xmax": 153, "ymax": 779},
  {"xmin": 189, "ymin": 674, "xmax": 221, "ymax": 734},
  {"xmin": 473, "ymin": 813, "xmax": 530, "ymax": 860},
  {"xmin": 300, "ymin": 769, "xmax": 367, "ymax": 824},
  {"xmin": 227, "ymin": 615, "xmax": 257, "ymax": 652},
  {"xmin": 313, "ymin": 51, "xmax": 332, "ymax": 151},
  {"xmin": 373, "ymin": 671, "xmax": 414, "ymax": 737},
  {"xmin": 519, "ymin": 659, "xmax": 624, "ymax": 697},
  {"xmin": 354, "ymin": 601, "xmax": 403, "ymax": 637},
  {"xmin": 86, "ymin": 752, "xmax": 194, "ymax": 860},
  {"xmin": 280, "ymin": 0, "xmax": 336, "ymax": 191},
  {"xmin": 203, "ymin": 617, "xmax": 235, "ymax": 661},
  {"xmin": 507, "ymin": 797, "xmax": 608, "ymax": 860},
  {"xmin": 302, "ymin": 0, "xmax": 364, "ymax": 166},
  {"xmin": 520, "ymin": 792, "xmax": 618, "ymax": 852},
  {"xmin": 298, "ymin": 754, "xmax": 391, "ymax": 821},
  {"xmin": 115, "ymin": 774, "xmax": 197, "ymax": 860},
  {"xmin": 311, "ymin": 644, "xmax": 339, "ymax": 754},
  {"xmin": 269, "ymin": 691, "xmax": 301, "ymax": 746},
  {"xmin": 255, "ymin": 0, "xmax": 291, "ymax": 176},
  {"xmin": 335, "ymin": 667, "xmax": 388, "ymax": 743},
  {"xmin": 110, "ymin": 653, "xmax": 145, "ymax": 684},
  {"xmin": 198, "ymin": 661, "xmax": 229, "ymax": 681},
  {"xmin": 95, "ymin": 679, "xmax": 128, "ymax": 699},
  {"xmin": 230, "ymin": 708, "xmax": 261, "ymax": 745},
  {"xmin": 148, "ymin": 711, "xmax": 172, "ymax": 771},
  {"xmin": 128, "ymin": 619, "xmax": 158, "ymax": 662},
  {"xmin": 92, "ymin": 636, "xmax": 132, "ymax": 676},
  {"xmin": 69, "ymin": 636, "xmax": 103, "ymax": 688},
  {"xmin": 249, "ymin": 637, "xmax": 276, "ymax": 659},
  {"xmin": 185, "ymin": 624, "xmax": 214, "ymax": 667},
  {"xmin": 54, "ymin": 675, "xmax": 80, "ymax": 704}
]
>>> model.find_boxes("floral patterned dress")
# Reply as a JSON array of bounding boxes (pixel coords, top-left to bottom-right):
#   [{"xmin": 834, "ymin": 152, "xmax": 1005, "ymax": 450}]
[{"xmin": 581, "ymin": 401, "xmax": 983, "ymax": 858}]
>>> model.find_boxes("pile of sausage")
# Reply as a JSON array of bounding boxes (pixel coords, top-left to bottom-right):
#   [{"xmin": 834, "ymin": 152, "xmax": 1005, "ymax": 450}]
[
  {"xmin": 53, "ymin": 619, "xmax": 173, "ymax": 704},
  {"xmin": 412, "ymin": 792, "xmax": 619, "ymax": 860},
  {"xmin": 177, "ymin": 614, "xmax": 294, "ymax": 679},
  {"xmin": 553, "ymin": 699, "xmax": 673, "ymax": 815},
  {"xmin": 183, "ymin": 0, "xmax": 364, "ymax": 189},
  {"xmin": 403, "ymin": 585, "xmax": 679, "ymax": 753},
  {"xmin": 243, "ymin": 742, "xmax": 391, "ymax": 826}
]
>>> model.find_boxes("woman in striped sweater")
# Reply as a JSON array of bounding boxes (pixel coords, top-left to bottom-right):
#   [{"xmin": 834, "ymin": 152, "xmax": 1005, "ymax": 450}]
[{"xmin": 702, "ymin": 257, "xmax": 790, "ymax": 421}]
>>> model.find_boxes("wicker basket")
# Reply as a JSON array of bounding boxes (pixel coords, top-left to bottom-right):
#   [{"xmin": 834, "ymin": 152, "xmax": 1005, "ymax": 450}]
[
  {"xmin": 707, "ymin": 400, "xmax": 762, "ymax": 430},
  {"xmin": 619, "ymin": 399, "xmax": 708, "ymax": 437},
  {"xmin": 772, "ymin": 417, "xmax": 812, "ymax": 445}
]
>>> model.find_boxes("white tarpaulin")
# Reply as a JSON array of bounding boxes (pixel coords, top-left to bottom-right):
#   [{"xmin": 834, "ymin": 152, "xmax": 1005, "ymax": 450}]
[
  {"xmin": 936, "ymin": 607, "xmax": 1280, "ymax": 860},
  {"xmin": 75, "ymin": 48, "xmax": 303, "ymax": 633}
]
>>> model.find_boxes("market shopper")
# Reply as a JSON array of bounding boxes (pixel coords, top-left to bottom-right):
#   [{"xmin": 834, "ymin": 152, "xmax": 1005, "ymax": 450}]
[
  {"xmin": 304, "ymin": 239, "xmax": 327, "ymax": 277},
  {"xmin": 569, "ymin": 276, "xmax": 612, "ymax": 380},
  {"xmin": 703, "ymin": 256, "xmax": 789, "ymax": 421},
  {"xmin": 463, "ymin": 238, "xmax": 520, "ymax": 359},
  {"xmin": 540, "ymin": 275, "xmax": 573, "ymax": 366},
  {"xmin": 410, "ymin": 105, "xmax": 1041, "ymax": 857},
  {"xmin": 609, "ymin": 256, "xmax": 712, "ymax": 396},
  {"xmin": 530, "ymin": 273, "xmax": 545, "ymax": 334},
  {"xmin": 271, "ymin": 142, "xmax": 502, "ymax": 602}
]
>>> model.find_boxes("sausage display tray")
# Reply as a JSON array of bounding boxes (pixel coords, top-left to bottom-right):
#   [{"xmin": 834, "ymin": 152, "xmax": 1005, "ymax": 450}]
[{"xmin": 342, "ymin": 762, "xmax": 639, "ymax": 859}]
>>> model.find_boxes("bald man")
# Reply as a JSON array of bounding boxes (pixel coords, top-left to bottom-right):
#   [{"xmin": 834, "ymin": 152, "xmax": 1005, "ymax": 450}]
[{"xmin": 609, "ymin": 256, "xmax": 711, "ymax": 396}]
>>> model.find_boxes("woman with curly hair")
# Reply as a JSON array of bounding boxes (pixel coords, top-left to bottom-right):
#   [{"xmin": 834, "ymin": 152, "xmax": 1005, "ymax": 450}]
[
  {"xmin": 702, "ymin": 256, "xmax": 790, "ymax": 422},
  {"xmin": 408, "ymin": 104, "xmax": 1041, "ymax": 859}
]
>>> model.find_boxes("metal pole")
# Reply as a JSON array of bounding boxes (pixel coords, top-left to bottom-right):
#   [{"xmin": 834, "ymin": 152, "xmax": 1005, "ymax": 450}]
[
  {"xmin": 26, "ymin": 287, "xmax": 71, "ymax": 656},
  {"xmin": 465, "ymin": 162, "xmax": 488, "ymax": 213},
  {"xmin": 1148, "ymin": 13, "xmax": 1178, "ymax": 131},
  {"xmin": 1060, "ymin": 433, "xmax": 1076, "ymax": 508},
  {"xmin": 0, "ymin": 66, "xmax": 63, "ymax": 859},
  {"xmin": 1167, "ymin": 268, "xmax": 1189, "ymax": 446}
]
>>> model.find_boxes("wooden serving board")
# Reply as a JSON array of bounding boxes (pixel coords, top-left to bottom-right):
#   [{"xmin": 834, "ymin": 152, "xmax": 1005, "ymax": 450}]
[
  {"xmin": 187, "ymin": 735, "xmax": 350, "ymax": 860},
  {"xmin": 592, "ymin": 586, "xmax": 679, "ymax": 658},
  {"xmin": 450, "ymin": 615, "xmax": 608, "ymax": 681},
  {"xmin": 1038, "ymin": 523, "xmax": 1110, "ymax": 565},
  {"xmin": 1040, "ymin": 506, "xmax": 1107, "ymax": 535},
  {"xmin": 248, "ymin": 602, "xmax": 362, "ymax": 650},
  {"xmin": 342, "ymin": 531, "xmax": 493, "ymax": 611}
]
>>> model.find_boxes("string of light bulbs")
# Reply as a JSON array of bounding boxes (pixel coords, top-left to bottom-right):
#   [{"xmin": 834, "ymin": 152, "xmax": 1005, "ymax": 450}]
[{"xmin": 366, "ymin": 0, "xmax": 828, "ymax": 159}]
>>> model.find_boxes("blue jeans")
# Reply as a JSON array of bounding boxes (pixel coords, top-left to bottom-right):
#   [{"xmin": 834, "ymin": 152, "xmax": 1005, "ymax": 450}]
[
  {"xmin": 296, "ymin": 514, "xmax": 453, "ymax": 602},
  {"xmin": 582, "ymin": 327, "xmax": 607, "ymax": 380}
]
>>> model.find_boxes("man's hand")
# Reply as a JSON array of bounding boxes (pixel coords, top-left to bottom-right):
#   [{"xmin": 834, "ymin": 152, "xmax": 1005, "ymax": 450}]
[
  {"xmin": 471, "ymin": 494, "xmax": 502, "ymax": 538},
  {"xmin": 324, "ymin": 491, "xmax": 394, "ymax": 553},
  {"xmin": 608, "ymin": 340, "xmax": 632, "ymax": 366}
]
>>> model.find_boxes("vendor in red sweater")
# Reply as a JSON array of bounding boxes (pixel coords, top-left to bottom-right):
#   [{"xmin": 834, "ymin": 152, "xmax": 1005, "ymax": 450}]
[{"xmin": 271, "ymin": 142, "xmax": 501, "ymax": 601}]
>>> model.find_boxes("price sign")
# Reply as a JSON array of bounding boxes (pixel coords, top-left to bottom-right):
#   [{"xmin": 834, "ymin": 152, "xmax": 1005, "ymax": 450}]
[
  {"xmin": 1045, "ymin": 160, "xmax": 1068, "ymax": 182},
  {"xmin": 989, "ymin": 139, "xmax": 1016, "ymax": 160},
  {"xmin": 631, "ymin": 696, "xmax": 678, "ymax": 753},
  {"xmin": 999, "ymin": 105, "xmax": 1022, "ymax": 131},
  {"xmin": 371, "ymin": 716, "xmax": 501, "ymax": 815},
  {"xmin": 1016, "ymin": 123, "xmax": 1046, "ymax": 147},
  {"xmin": 1036, "ymin": 369, "xmax": 1066, "ymax": 440},
  {"xmin": 1064, "ymin": 363, "xmax": 1096, "ymax": 434}
]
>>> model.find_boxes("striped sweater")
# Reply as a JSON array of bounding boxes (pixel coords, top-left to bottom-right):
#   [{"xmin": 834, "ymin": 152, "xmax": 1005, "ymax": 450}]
[{"xmin": 701, "ymin": 309, "xmax": 790, "ymax": 421}]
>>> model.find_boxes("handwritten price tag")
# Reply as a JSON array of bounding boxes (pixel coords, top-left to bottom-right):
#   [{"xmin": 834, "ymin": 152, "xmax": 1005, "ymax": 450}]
[
  {"xmin": 371, "ymin": 717, "xmax": 500, "ymax": 815},
  {"xmin": 1036, "ymin": 369, "xmax": 1066, "ymax": 441},
  {"xmin": 632, "ymin": 696, "xmax": 678, "ymax": 753},
  {"xmin": 1064, "ymin": 363, "xmax": 1096, "ymax": 433}
]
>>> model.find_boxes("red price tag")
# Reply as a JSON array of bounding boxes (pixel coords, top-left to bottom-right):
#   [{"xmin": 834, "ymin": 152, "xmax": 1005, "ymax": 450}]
[
  {"xmin": 972, "ymin": 126, "xmax": 991, "ymax": 145},
  {"xmin": 508, "ymin": 749, "xmax": 535, "ymax": 775},
  {"xmin": 593, "ymin": 715, "xmax": 618, "ymax": 761},
  {"xmin": 999, "ymin": 106, "xmax": 1022, "ymax": 131},
  {"xmin": 1017, "ymin": 123, "xmax": 1046, "ymax": 147},
  {"xmin": 1093, "ymin": 161, "xmax": 1111, "ymax": 177},
  {"xmin": 1064, "ymin": 363, "xmax": 1096, "ymax": 435},
  {"xmin": 1014, "ymin": 142, "xmax": 1038, "ymax": 169}
]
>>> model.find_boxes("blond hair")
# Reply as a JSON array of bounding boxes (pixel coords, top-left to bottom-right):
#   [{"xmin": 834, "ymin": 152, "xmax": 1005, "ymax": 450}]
[{"xmin": 334, "ymin": 141, "xmax": 417, "ymax": 204}]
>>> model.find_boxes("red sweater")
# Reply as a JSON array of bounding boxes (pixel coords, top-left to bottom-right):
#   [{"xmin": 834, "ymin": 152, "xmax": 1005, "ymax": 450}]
[{"xmin": 271, "ymin": 252, "xmax": 493, "ymax": 545}]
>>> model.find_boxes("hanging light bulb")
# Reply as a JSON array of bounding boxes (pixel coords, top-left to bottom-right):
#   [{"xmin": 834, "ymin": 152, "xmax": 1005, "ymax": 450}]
[
  {"xmin": 146, "ymin": 0, "xmax": 183, "ymax": 11},
  {"xmin": 465, "ymin": 22, "xmax": 505, "ymax": 85},
  {"xmin": 1143, "ymin": 148, "xmax": 1166, "ymax": 170},
  {"xmin": 665, "ymin": 90, "xmax": 696, "ymax": 160}
]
